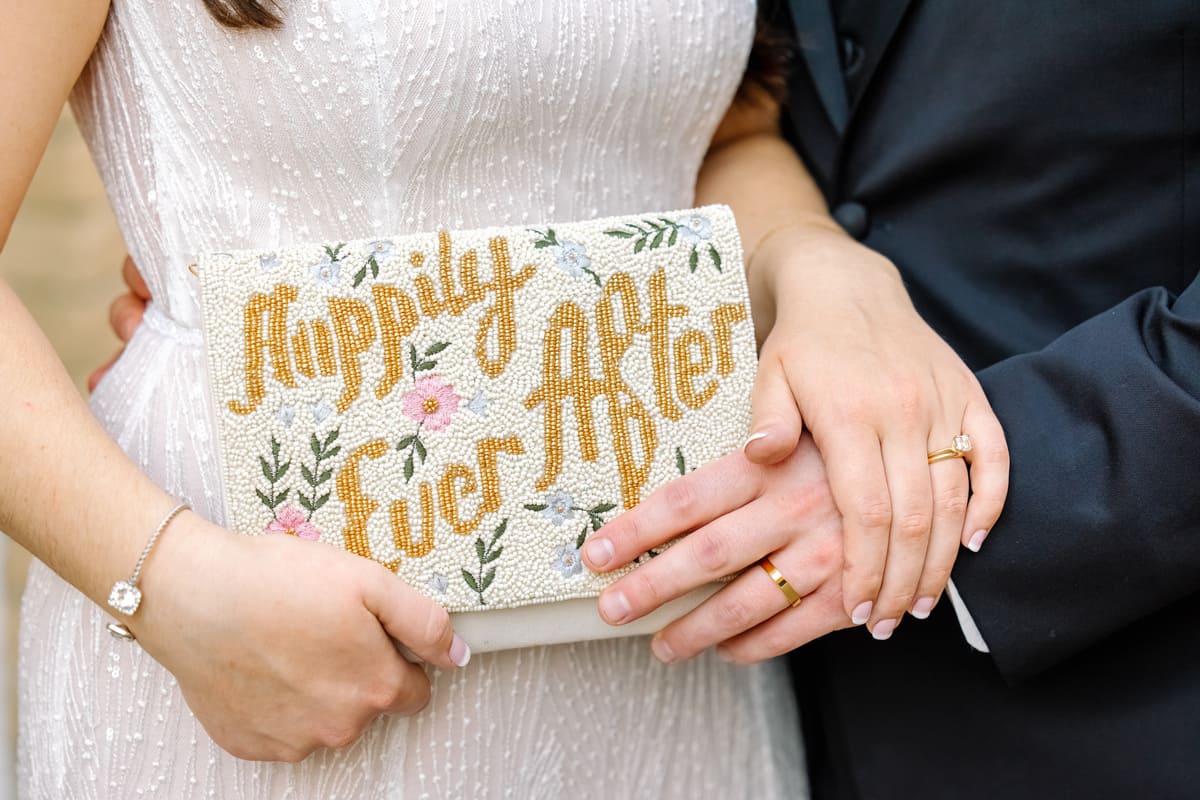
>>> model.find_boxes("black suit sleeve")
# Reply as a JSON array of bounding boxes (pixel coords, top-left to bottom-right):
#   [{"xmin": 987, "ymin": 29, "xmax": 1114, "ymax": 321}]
[{"xmin": 951, "ymin": 275, "xmax": 1200, "ymax": 683}]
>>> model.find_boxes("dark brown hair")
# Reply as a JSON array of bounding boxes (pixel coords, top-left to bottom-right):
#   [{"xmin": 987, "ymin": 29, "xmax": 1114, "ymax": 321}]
[
  {"xmin": 203, "ymin": 2, "xmax": 788, "ymax": 100},
  {"xmin": 201, "ymin": 0, "xmax": 281, "ymax": 29}
]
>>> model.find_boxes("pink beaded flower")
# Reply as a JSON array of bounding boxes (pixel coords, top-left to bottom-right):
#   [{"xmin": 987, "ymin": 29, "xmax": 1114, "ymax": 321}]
[
  {"xmin": 401, "ymin": 375, "xmax": 460, "ymax": 431},
  {"xmin": 265, "ymin": 505, "xmax": 321, "ymax": 541}
]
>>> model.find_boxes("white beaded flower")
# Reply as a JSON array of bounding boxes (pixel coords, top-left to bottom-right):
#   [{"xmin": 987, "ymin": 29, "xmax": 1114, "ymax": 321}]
[
  {"xmin": 678, "ymin": 214, "xmax": 713, "ymax": 244},
  {"xmin": 541, "ymin": 491, "xmax": 575, "ymax": 526},
  {"xmin": 551, "ymin": 240, "xmax": 591, "ymax": 279},
  {"xmin": 551, "ymin": 543, "xmax": 584, "ymax": 578},
  {"xmin": 428, "ymin": 574, "xmax": 450, "ymax": 594},
  {"xmin": 311, "ymin": 257, "xmax": 340, "ymax": 286},
  {"xmin": 467, "ymin": 388, "xmax": 490, "ymax": 416},
  {"xmin": 368, "ymin": 239, "xmax": 395, "ymax": 261},
  {"xmin": 258, "ymin": 253, "xmax": 281, "ymax": 272},
  {"xmin": 312, "ymin": 399, "xmax": 334, "ymax": 423},
  {"xmin": 275, "ymin": 404, "xmax": 295, "ymax": 427}
]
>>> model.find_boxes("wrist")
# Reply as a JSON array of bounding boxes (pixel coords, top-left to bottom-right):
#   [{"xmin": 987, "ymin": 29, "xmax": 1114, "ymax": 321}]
[
  {"xmin": 752, "ymin": 222, "xmax": 905, "ymax": 308},
  {"xmin": 112, "ymin": 508, "xmax": 226, "ymax": 642}
]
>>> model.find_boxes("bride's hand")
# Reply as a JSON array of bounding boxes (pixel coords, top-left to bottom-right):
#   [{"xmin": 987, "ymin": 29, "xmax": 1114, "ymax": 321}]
[
  {"xmin": 88, "ymin": 255, "xmax": 148, "ymax": 393},
  {"xmin": 742, "ymin": 223, "xmax": 1009, "ymax": 638},
  {"xmin": 582, "ymin": 435, "xmax": 850, "ymax": 662},
  {"xmin": 130, "ymin": 512, "xmax": 470, "ymax": 762}
]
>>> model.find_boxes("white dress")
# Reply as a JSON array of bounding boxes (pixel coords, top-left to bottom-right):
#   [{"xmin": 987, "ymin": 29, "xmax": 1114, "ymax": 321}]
[{"xmin": 17, "ymin": 2, "xmax": 809, "ymax": 797}]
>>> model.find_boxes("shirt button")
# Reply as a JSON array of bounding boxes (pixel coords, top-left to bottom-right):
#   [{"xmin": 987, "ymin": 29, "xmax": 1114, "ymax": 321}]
[
  {"xmin": 833, "ymin": 202, "xmax": 870, "ymax": 240},
  {"xmin": 840, "ymin": 35, "xmax": 864, "ymax": 75}
]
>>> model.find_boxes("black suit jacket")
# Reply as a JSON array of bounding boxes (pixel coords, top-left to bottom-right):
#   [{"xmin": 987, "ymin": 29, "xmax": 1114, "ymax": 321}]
[{"xmin": 772, "ymin": 2, "xmax": 1200, "ymax": 798}]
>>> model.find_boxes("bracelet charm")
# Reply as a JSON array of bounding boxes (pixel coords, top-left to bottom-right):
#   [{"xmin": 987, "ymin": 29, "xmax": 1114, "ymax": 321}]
[
  {"xmin": 107, "ymin": 580, "xmax": 143, "ymax": 616},
  {"xmin": 106, "ymin": 502, "xmax": 190, "ymax": 640}
]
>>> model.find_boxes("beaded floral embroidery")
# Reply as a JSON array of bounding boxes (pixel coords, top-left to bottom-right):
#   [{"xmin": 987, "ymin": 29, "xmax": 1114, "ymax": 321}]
[{"xmin": 199, "ymin": 205, "xmax": 756, "ymax": 613}]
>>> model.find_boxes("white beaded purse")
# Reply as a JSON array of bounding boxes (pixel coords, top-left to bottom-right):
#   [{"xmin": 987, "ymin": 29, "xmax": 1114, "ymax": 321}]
[{"xmin": 197, "ymin": 205, "xmax": 757, "ymax": 652}]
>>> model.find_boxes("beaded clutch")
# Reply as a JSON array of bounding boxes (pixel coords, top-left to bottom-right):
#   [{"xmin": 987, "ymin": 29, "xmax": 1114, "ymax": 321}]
[{"xmin": 197, "ymin": 205, "xmax": 756, "ymax": 651}]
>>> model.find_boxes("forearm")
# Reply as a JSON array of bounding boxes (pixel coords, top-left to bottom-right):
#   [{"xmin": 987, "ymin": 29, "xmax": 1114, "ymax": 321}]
[
  {"xmin": 694, "ymin": 104, "xmax": 902, "ymax": 341},
  {"xmin": 951, "ymin": 281, "xmax": 1200, "ymax": 681},
  {"xmin": 0, "ymin": 280, "xmax": 177, "ymax": 607}
]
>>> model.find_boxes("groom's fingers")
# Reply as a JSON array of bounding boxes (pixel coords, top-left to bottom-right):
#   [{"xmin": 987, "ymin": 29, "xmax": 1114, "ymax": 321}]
[
  {"xmin": 715, "ymin": 584, "xmax": 852, "ymax": 664},
  {"xmin": 649, "ymin": 534, "xmax": 830, "ymax": 662},
  {"xmin": 582, "ymin": 450, "xmax": 759, "ymax": 573},
  {"xmin": 596, "ymin": 499, "xmax": 791, "ymax": 626}
]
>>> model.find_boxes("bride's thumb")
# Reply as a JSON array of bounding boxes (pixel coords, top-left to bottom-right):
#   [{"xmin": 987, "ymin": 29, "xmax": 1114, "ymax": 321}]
[
  {"xmin": 743, "ymin": 356, "xmax": 803, "ymax": 465},
  {"xmin": 360, "ymin": 565, "xmax": 470, "ymax": 670}
]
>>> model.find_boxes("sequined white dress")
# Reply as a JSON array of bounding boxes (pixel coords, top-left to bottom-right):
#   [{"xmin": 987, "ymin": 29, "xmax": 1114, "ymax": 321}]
[{"xmin": 17, "ymin": 2, "xmax": 808, "ymax": 797}]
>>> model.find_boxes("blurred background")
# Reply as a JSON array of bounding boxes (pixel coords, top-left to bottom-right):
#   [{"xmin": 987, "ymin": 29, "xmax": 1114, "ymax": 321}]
[{"xmin": 0, "ymin": 109, "xmax": 126, "ymax": 798}]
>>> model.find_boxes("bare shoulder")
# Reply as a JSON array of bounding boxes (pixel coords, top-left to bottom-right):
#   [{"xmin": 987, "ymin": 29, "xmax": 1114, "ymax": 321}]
[{"xmin": 0, "ymin": 0, "xmax": 110, "ymax": 247}]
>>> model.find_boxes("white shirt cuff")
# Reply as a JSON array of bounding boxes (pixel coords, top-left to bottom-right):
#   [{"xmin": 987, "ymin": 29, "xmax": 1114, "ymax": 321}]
[{"xmin": 945, "ymin": 579, "xmax": 990, "ymax": 653}]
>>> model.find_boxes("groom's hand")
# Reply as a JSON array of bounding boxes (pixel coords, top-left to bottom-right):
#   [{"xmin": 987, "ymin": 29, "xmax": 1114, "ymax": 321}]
[{"xmin": 582, "ymin": 435, "xmax": 855, "ymax": 664}]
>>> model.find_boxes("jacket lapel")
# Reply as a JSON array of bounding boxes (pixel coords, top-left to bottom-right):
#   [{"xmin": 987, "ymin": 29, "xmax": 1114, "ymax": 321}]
[
  {"xmin": 843, "ymin": 0, "xmax": 912, "ymax": 122},
  {"xmin": 787, "ymin": 0, "xmax": 849, "ymax": 133}
]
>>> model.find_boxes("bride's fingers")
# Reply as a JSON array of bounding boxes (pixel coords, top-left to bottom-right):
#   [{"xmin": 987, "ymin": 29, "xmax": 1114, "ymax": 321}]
[
  {"xmin": 582, "ymin": 449, "xmax": 760, "ymax": 573},
  {"xmin": 864, "ymin": 433, "xmax": 933, "ymax": 639},
  {"xmin": 109, "ymin": 290, "xmax": 145, "ymax": 343},
  {"xmin": 742, "ymin": 349, "xmax": 804, "ymax": 465},
  {"xmin": 820, "ymin": 425, "xmax": 890, "ymax": 624},
  {"xmin": 910, "ymin": 454, "xmax": 969, "ymax": 619},
  {"xmin": 960, "ymin": 398, "xmax": 1010, "ymax": 552},
  {"xmin": 359, "ymin": 563, "xmax": 465, "ymax": 672},
  {"xmin": 648, "ymin": 545, "xmax": 825, "ymax": 663},
  {"xmin": 121, "ymin": 254, "xmax": 151, "ymax": 300},
  {"xmin": 596, "ymin": 500, "xmax": 791, "ymax": 626},
  {"xmin": 87, "ymin": 348, "xmax": 123, "ymax": 393}
]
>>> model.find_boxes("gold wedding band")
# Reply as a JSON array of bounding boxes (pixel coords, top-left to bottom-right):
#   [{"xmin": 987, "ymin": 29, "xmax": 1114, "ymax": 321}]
[
  {"xmin": 759, "ymin": 557, "xmax": 803, "ymax": 608},
  {"xmin": 928, "ymin": 433, "xmax": 973, "ymax": 464}
]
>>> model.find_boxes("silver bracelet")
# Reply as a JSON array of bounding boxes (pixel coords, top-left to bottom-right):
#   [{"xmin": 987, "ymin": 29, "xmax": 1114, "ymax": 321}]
[{"xmin": 106, "ymin": 502, "xmax": 190, "ymax": 641}]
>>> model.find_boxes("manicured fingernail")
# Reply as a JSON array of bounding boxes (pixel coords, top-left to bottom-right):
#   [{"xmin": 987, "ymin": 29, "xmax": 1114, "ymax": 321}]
[
  {"xmin": 651, "ymin": 635, "xmax": 676, "ymax": 664},
  {"xmin": 911, "ymin": 597, "xmax": 936, "ymax": 620},
  {"xmin": 741, "ymin": 431, "xmax": 769, "ymax": 450},
  {"xmin": 449, "ymin": 634, "xmax": 471, "ymax": 668},
  {"xmin": 851, "ymin": 601, "xmax": 873, "ymax": 625},
  {"xmin": 584, "ymin": 537, "xmax": 614, "ymax": 569},
  {"xmin": 871, "ymin": 619, "xmax": 899, "ymax": 641},
  {"xmin": 967, "ymin": 529, "xmax": 989, "ymax": 553},
  {"xmin": 599, "ymin": 590, "xmax": 632, "ymax": 625}
]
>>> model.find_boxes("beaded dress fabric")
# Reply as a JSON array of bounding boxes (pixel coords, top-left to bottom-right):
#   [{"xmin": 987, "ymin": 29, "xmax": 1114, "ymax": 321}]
[{"xmin": 17, "ymin": 1, "xmax": 808, "ymax": 797}]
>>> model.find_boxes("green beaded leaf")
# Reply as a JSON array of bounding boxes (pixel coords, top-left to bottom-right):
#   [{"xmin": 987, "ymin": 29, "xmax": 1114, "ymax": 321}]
[{"xmin": 462, "ymin": 570, "xmax": 480, "ymax": 593}]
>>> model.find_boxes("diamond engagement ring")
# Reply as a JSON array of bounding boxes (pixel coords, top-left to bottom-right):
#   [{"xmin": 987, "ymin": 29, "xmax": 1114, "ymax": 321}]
[{"xmin": 927, "ymin": 434, "xmax": 973, "ymax": 464}]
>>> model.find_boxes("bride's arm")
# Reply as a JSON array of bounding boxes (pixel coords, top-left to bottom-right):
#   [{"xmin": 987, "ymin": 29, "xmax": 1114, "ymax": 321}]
[
  {"xmin": 1, "ymin": 0, "xmax": 465, "ymax": 762},
  {"xmin": 585, "ymin": 89, "xmax": 1010, "ymax": 655}
]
